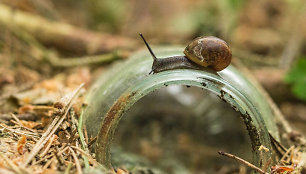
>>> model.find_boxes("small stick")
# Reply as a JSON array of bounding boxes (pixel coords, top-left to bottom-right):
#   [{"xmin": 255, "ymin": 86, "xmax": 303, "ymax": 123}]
[
  {"xmin": 22, "ymin": 116, "xmax": 59, "ymax": 166},
  {"xmin": 0, "ymin": 113, "xmax": 36, "ymax": 121},
  {"xmin": 87, "ymin": 136, "xmax": 97, "ymax": 148},
  {"xmin": 55, "ymin": 146, "xmax": 66, "ymax": 165},
  {"xmin": 10, "ymin": 120, "xmax": 39, "ymax": 134},
  {"xmin": 43, "ymin": 156, "xmax": 55, "ymax": 170},
  {"xmin": 0, "ymin": 153, "xmax": 24, "ymax": 174},
  {"xmin": 218, "ymin": 151, "xmax": 267, "ymax": 174},
  {"xmin": 70, "ymin": 109, "xmax": 78, "ymax": 130},
  {"xmin": 32, "ymin": 146, "xmax": 68, "ymax": 165},
  {"xmin": 71, "ymin": 146, "xmax": 89, "ymax": 157},
  {"xmin": 54, "ymin": 151, "xmax": 64, "ymax": 165},
  {"xmin": 69, "ymin": 147, "xmax": 82, "ymax": 174},
  {"xmin": 71, "ymin": 146, "xmax": 99, "ymax": 165},
  {"xmin": 32, "ymin": 105, "xmax": 57, "ymax": 111},
  {"xmin": 58, "ymin": 146, "xmax": 70, "ymax": 155},
  {"xmin": 22, "ymin": 83, "xmax": 84, "ymax": 167},
  {"xmin": 0, "ymin": 123, "xmax": 39, "ymax": 138},
  {"xmin": 10, "ymin": 113, "xmax": 21, "ymax": 124},
  {"xmin": 64, "ymin": 162, "xmax": 72, "ymax": 174},
  {"xmin": 39, "ymin": 134, "xmax": 56, "ymax": 157},
  {"xmin": 279, "ymin": 146, "xmax": 295, "ymax": 165},
  {"xmin": 42, "ymin": 146, "xmax": 70, "ymax": 170},
  {"xmin": 32, "ymin": 145, "xmax": 68, "ymax": 165},
  {"xmin": 32, "ymin": 154, "xmax": 54, "ymax": 165},
  {"xmin": 83, "ymin": 125, "xmax": 88, "ymax": 145}
]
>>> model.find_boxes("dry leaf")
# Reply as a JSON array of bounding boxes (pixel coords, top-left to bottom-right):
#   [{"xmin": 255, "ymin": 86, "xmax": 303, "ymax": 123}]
[
  {"xmin": 20, "ymin": 120, "xmax": 41, "ymax": 129},
  {"xmin": 271, "ymin": 165, "xmax": 294, "ymax": 173},
  {"xmin": 35, "ymin": 79, "xmax": 63, "ymax": 92},
  {"xmin": 18, "ymin": 105, "xmax": 34, "ymax": 114},
  {"xmin": 17, "ymin": 135, "xmax": 27, "ymax": 155}
]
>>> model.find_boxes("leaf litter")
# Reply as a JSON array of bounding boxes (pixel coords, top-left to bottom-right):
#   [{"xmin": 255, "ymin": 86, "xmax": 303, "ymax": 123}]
[{"xmin": 0, "ymin": 72, "xmax": 124, "ymax": 174}]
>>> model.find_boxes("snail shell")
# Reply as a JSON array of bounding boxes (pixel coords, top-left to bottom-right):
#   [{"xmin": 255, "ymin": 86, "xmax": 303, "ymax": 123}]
[{"xmin": 183, "ymin": 36, "xmax": 232, "ymax": 71}]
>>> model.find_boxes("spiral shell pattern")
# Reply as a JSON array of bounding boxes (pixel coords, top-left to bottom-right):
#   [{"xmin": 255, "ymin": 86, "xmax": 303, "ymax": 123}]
[{"xmin": 184, "ymin": 36, "xmax": 232, "ymax": 71}]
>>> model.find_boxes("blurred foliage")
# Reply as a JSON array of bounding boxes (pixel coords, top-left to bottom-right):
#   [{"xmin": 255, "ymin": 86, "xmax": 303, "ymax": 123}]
[
  {"xmin": 169, "ymin": 4, "xmax": 219, "ymax": 37},
  {"xmin": 86, "ymin": 0, "xmax": 127, "ymax": 32},
  {"xmin": 227, "ymin": 0, "xmax": 245, "ymax": 9},
  {"xmin": 216, "ymin": 0, "xmax": 246, "ymax": 39},
  {"xmin": 285, "ymin": 57, "xmax": 306, "ymax": 101}
]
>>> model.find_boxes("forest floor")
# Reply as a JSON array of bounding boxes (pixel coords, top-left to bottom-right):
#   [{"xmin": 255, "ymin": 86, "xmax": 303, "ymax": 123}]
[{"xmin": 0, "ymin": 0, "xmax": 305, "ymax": 173}]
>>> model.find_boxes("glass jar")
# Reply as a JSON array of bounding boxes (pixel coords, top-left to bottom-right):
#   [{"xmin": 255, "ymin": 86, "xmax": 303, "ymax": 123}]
[{"xmin": 82, "ymin": 47, "xmax": 280, "ymax": 173}]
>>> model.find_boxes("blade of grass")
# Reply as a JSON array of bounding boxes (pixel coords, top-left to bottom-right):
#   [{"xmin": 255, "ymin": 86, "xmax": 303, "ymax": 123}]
[{"xmin": 78, "ymin": 106, "xmax": 90, "ymax": 169}]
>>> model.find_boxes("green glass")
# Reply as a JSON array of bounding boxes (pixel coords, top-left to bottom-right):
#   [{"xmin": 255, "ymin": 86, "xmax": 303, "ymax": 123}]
[{"xmin": 82, "ymin": 47, "xmax": 279, "ymax": 171}]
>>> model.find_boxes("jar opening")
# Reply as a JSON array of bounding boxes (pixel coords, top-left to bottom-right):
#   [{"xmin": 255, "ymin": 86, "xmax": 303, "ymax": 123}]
[{"xmin": 111, "ymin": 85, "xmax": 252, "ymax": 173}]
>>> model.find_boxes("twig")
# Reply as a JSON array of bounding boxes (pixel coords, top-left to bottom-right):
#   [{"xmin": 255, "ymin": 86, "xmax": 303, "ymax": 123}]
[
  {"xmin": 32, "ymin": 105, "xmax": 57, "ymax": 111},
  {"xmin": 48, "ymin": 52, "xmax": 122, "ymax": 67},
  {"xmin": 58, "ymin": 145, "xmax": 70, "ymax": 155},
  {"xmin": 39, "ymin": 134, "xmax": 56, "ymax": 157},
  {"xmin": 22, "ymin": 116, "xmax": 59, "ymax": 166},
  {"xmin": 10, "ymin": 119, "xmax": 39, "ymax": 134},
  {"xmin": 88, "ymin": 137, "xmax": 97, "ymax": 148},
  {"xmin": 64, "ymin": 162, "xmax": 72, "ymax": 174},
  {"xmin": 33, "ymin": 144, "xmax": 69, "ymax": 165},
  {"xmin": 42, "ymin": 145, "xmax": 70, "ymax": 170},
  {"xmin": 0, "ymin": 4, "xmax": 135, "ymax": 54},
  {"xmin": 0, "ymin": 113, "xmax": 37, "ymax": 121},
  {"xmin": 218, "ymin": 151, "xmax": 267, "ymax": 174},
  {"xmin": 9, "ymin": 23, "xmax": 126, "ymax": 68},
  {"xmin": 69, "ymin": 147, "xmax": 82, "ymax": 174},
  {"xmin": 71, "ymin": 146, "xmax": 99, "ymax": 165},
  {"xmin": 54, "ymin": 150, "xmax": 64, "ymax": 165},
  {"xmin": 279, "ymin": 146, "xmax": 295, "ymax": 164},
  {"xmin": 0, "ymin": 123, "xmax": 40, "ymax": 138},
  {"xmin": 0, "ymin": 153, "xmax": 22, "ymax": 174},
  {"xmin": 10, "ymin": 113, "xmax": 21, "ymax": 123},
  {"xmin": 22, "ymin": 83, "xmax": 84, "ymax": 167},
  {"xmin": 55, "ymin": 146, "xmax": 66, "ymax": 165},
  {"xmin": 17, "ymin": 105, "xmax": 56, "ymax": 112},
  {"xmin": 0, "ymin": 153, "xmax": 29, "ymax": 174},
  {"xmin": 70, "ymin": 109, "xmax": 78, "ymax": 130},
  {"xmin": 83, "ymin": 125, "xmax": 88, "ymax": 145},
  {"xmin": 32, "ymin": 154, "xmax": 54, "ymax": 165},
  {"xmin": 42, "ymin": 156, "xmax": 56, "ymax": 170},
  {"xmin": 71, "ymin": 146, "xmax": 90, "ymax": 158}
]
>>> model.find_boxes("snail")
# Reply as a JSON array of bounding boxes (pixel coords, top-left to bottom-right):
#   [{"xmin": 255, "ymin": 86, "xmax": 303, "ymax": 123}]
[{"xmin": 139, "ymin": 33, "xmax": 232, "ymax": 73}]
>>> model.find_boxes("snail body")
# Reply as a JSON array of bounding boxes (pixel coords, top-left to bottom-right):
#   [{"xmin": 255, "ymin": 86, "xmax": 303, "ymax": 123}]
[{"xmin": 139, "ymin": 34, "xmax": 232, "ymax": 73}]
